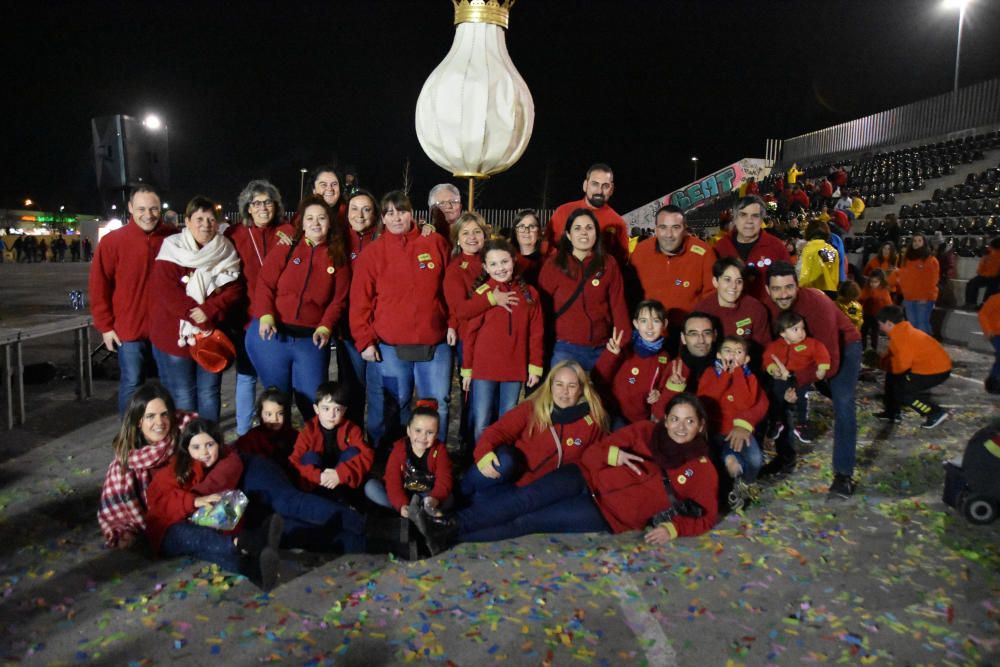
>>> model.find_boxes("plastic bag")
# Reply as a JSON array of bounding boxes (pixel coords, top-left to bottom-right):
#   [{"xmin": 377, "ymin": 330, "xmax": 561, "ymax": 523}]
[{"xmin": 188, "ymin": 489, "xmax": 248, "ymax": 531}]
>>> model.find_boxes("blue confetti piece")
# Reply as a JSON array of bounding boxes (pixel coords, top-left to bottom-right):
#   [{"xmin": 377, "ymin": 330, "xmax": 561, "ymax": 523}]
[
  {"xmin": 488, "ymin": 644, "xmax": 499, "ymax": 654},
  {"xmin": 211, "ymin": 645, "xmax": 220, "ymax": 655}
]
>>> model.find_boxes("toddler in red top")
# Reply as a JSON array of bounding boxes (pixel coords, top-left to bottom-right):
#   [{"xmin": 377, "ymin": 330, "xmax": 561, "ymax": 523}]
[
  {"xmin": 146, "ymin": 418, "xmax": 282, "ymax": 590},
  {"xmin": 234, "ymin": 386, "xmax": 298, "ymax": 467},
  {"xmin": 860, "ymin": 270, "xmax": 893, "ymax": 351},
  {"xmin": 594, "ymin": 299, "xmax": 671, "ymax": 426},
  {"xmin": 696, "ymin": 337, "xmax": 766, "ymax": 507},
  {"xmin": 288, "ymin": 382, "xmax": 376, "ymax": 503},
  {"xmin": 763, "ymin": 311, "xmax": 831, "ymax": 445},
  {"xmin": 370, "ymin": 401, "xmax": 454, "ymax": 517}
]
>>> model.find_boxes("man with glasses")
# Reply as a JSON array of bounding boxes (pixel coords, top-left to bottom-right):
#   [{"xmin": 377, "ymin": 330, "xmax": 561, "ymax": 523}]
[
  {"xmin": 545, "ymin": 163, "xmax": 630, "ymax": 266},
  {"xmin": 426, "ymin": 183, "xmax": 463, "ymax": 240},
  {"xmin": 650, "ymin": 312, "xmax": 718, "ymax": 419},
  {"xmin": 89, "ymin": 186, "xmax": 176, "ymax": 414}
]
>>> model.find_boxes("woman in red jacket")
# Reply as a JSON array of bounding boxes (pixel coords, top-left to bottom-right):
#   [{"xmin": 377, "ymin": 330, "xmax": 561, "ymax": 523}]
[
  {"xmin": 147, "ymin": 418, "xmax": 283, "ymax": 590},
  {"xmin": 538, "ymin": 209, "xmax": 630, "ymax": 371},
  {"xmin": 150, "ymin": 196, "xmax": 243, "ymax": 423},
  {"xmin": 896, "ymin": 233, "xmax": 939, "ymax": 335},
  {"xmin": 226, "ymin": 180, "xmax": 285, "ymax": 435},
  {"xmin": 247, "ymin": 195, "xmax": 350, "ymax": 420},
  {"xmin": 582, "ymin": 393, "xmax": 719, "ymax": 543},
  {"xmin": 411, "ymin": 364, "xmax": 610, "ymax": 553},
  {"xmin": 462, "ymin": 239, "xmax": 545, "ymax": 442},
  {"xmin": 349, "ymin": 190, "xmax": 452, "ymax": 442},
  {"xmin": 509, "ymin": 208, "xmax": 545, "ymax": 285}
]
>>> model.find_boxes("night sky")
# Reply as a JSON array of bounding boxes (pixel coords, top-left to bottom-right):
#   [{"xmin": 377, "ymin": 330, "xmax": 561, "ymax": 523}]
[{"xmin": 4, "ymin": 0, "xmax": 1000, "ymax": 217}]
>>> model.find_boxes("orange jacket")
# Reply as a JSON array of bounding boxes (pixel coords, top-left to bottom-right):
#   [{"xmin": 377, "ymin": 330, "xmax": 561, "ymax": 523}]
[
  {"xmin": 977, "ymin": 247, "xmax": 1000, "ymax": 278},
  {"xmin": 979, "ymin": 293, "xmax": 1000, "ymax": 338},
  {"xmin": 859, "ymin": 286, "xmax": 893, "ymax": 318},
  {"xmin": 863, "ymin": 257, "xmax": 896, "ymax": 277},
  {"xmin": 896, "ymin": 256, "xmax": 939, "ymax": 302},
  {"xmin": 628, "ymin": 234, "xmax": 716, "ymax": 326},
  {"xmin": 883, "ymin": 321, "xmax": 952, "ymax": 375}
]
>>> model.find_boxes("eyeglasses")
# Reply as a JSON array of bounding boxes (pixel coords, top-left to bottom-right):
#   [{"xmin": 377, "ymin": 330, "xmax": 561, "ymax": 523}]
[
  {"xmin": 515, "ymin": 224, "xmax": 539, "ymax": 232},
  {"xmin": 249, "ymin": 200, "xmax": 275, "ymax": 209},
  {"xmin": 435, "ymin": 199, "xmax": 461, "ymax": 208}
]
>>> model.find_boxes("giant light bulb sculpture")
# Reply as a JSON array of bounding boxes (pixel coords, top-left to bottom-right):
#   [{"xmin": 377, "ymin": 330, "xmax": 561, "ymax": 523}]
[{"xmin": 415, "ymin": 0, "xmax": 534, "ymax": 210}]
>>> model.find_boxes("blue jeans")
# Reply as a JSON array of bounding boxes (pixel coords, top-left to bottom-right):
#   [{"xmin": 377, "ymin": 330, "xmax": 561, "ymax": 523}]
[
  {"xmin": 245, "ymin": 320, "xmax": 330, "ymax": 418},
  {"xmin": 826, "ymin": 341, "xmax": 861, "ymax": 477},
  {"xmin": 151, "ymin": 346, "xmax": 222, "ymax": 422},
  {"xmin": 160, "ymin": 522, "xmax": 241, "ymax": 573},
  {"xmin": 458, "ymin": 465, "xmax": 608, "ymax": 542},
  {"xmin": 460, "ymin": 445, "xmax": 522, "ymax": 497},
  {"xmin": 469, "ymin": 380, "xmax": 522, "ymax": 443},
  {"xmin": 241, "ymin": 454, "xmax": 365, "ymax": 552},
  {"xmin": 339, "ymin": 338, "xmax": 387, "ymax": 446},
  {"xmin": 903, "ymin": 300, "xmax": 933, "ymax": 336},
  {"xmin": 714, "ymin": 434, "xmax": 763, "ymax": 483},
  {"xmin": 235, "ymin": 373, "xmax": 257, "ymax": 435},
  {"xmin": 117, "ymin": 340, "xmax": 156, "ymax": 416},
  {"xmin": 364, "ymin": 480, "xmax": 452, "ymax": 513},
  {"xmin": 551, "ymin": 340, "xmax": 604, "ymax": 372},
  {"xmin": 378, "ymin": 342, "xmax": 452, "ymax": 442}
]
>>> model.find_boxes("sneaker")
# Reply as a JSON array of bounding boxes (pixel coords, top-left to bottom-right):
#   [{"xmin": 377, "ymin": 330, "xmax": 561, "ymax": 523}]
[
  {"xmin": 828, "ymin": 473, "xmax": 856, "ymax": 499},
  {"xmin": 728, "ymin": 478, "xmax": 750, "ymax": 511},
  {"xmin": 765, "ymin": 421, "xmax": 785, "ymax": 441},
  {"xmin": 921, "ymin": 410, "xmax": 948, "ymax": 429},
  {"xmin": 792, "ymin": 423, "xmax": 814, "ymax": 444},
  {"xmin": 874, "ymin": 411, "xmax": 902, "ymax": 424}
]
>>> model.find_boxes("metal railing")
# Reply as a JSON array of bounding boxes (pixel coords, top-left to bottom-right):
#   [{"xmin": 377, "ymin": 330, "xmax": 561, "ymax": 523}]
[
  {"xmin": 781, "ymin": 77, "xmax": 1000, "ymax": 166},
  {"xmin": 225, "ymin": 209, "xmax": 556, "ymax": 235}
]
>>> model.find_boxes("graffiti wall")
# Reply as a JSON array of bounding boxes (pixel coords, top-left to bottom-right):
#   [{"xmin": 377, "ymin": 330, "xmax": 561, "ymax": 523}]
[{"xmin": 623, "ymin": 158, "xmax": 772, "ymax": 233}]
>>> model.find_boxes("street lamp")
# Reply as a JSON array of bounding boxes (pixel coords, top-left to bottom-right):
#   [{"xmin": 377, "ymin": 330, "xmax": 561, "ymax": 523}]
[
  {"xmin": 24, "ymin": 198, "xmax": 33, "ymax": 208},
  {"xmin": 943, "ymin": 0, "xmax": 971, "ymax": 94},
  {"xmin": 691, "ymin": 156, "xmax": 699, "ymax": 181},
  {"xmin": 299, "ymin": 168, "xmax": 308, "ymax": 201},
  {"xmin": 142, "ymin": 113, "xmax": 163, "ymax": 131}
]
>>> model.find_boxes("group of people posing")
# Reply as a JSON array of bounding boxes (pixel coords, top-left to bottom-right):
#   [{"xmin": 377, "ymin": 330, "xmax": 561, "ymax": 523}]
[{"xmin": 91, "ymin": 163, "xmax": 958, "ymax": 588}]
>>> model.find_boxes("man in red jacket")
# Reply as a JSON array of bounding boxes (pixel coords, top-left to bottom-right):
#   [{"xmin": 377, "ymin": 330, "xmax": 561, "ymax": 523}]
[
  {"xmin": 89, "ymin": 186, "xmax": 176, "ymax": 414},
  {"xmin": 763, "ymin": 261, "xmax": 862, "ymax": 499},
  {"xmin": 714, "ymin": 195, "xmax": 792, "ymax": 301},
  {"xmin": 545, "ymin": 163, "xmax": 631, "ymax": 266}
]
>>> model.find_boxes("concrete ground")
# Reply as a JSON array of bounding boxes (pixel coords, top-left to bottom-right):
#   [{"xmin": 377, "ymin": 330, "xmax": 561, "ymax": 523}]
[{"xmin": 0, "ymin": 261, "xmax": 998, "ymax": 666}]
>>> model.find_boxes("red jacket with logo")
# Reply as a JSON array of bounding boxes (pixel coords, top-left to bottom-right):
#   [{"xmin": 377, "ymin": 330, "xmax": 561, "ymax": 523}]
[
  {"xmin": 763, "ymin": 336, "xmax": 832, "ymax": 388},
  {"xmin": 149, "ymin": 260, "xmax": 244, "ymax": 357},
  {"xmin": 384, "ymin": 439, "xmax": 453, "ymax": 512},
  {"xmin": 254, "ymin": 239, "xmax": 350, "ymax": 333},
  {"xmin": 628, "ymin": 235, "xmax": 717, "ymax": 326},
  {"xmin": 714, "ymin": 230, "xmax": 792, "ymax": 301},
  {"xmin": 581, "ymin": 422, "xmax": 718, "ymax": 536},
  {"xmin": 546, "ymin": 198, "xmax": 631, "ymax": 266},
  {"xmin": 289, "ymin": 417, "xmax": 374, "ymax": 491},
  {"xmin": 225, "ymin": 223, "xmax": 282, "ymax": 322},
  {"xmin": 538, "ymin": 253, "xmax": 631, "ymax": 347},
  {"xmin": 462, "ymin": 278, "xmax": 544, "ymax": 382},
  {"xmin": 349, "ymin": 227, "xmax": 450, "ymax": 350},
  {"xmin": 89, "ymin": 221, "xmax": 176, "ymax": 342},
  {"xmin": 693, "ymin": 292, "xmax": 772, "ymax": 350},
  {"xmin": 145, "ymin": 447, "xmax": 244, "ymax": 553},
  {"xmin": 593, "ymin": 345, "xmax": 671, "ymax": 424},
  {"xmin": 443, "ymin": 253, "xmax": 483, "ymax": 338},
  {"xmin": 696, "ymin": 362, "xmax": 768, "ymax": 434},
  {"xmin": 473, "ymin": 400, "xmax": 605, "ymax": 487}
]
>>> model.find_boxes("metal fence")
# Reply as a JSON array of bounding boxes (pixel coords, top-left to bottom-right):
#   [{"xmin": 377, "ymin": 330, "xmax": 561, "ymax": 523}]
[
  {"xmin": 781, "ymin": 77, "xmax": 1000, "ymax": 166},
  {"xmin": 225, "ymin": 208, "xmax": 555, "ymax": 235}
]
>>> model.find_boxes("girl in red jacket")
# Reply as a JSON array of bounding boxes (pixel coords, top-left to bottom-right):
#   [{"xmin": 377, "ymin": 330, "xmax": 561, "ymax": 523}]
[
  {"xmin": 247, "ymin": 195, "xmax": 350, "ymax": 421},
  {"xmin": 593, "ymin": 299, "xmax": 671, "ymax": 428},
  {"xmin": 860, "ymin": 270, "xmax": 893, "ymax": 351},
  {"xmin": 582, "ymin": 393, "xmax": 719, "ymax": 543},
  {"xmin": 538, "ymin": 208, "xmax": 631, "ymax": 371},
  {"xmin": 368, "ymin": 400, "xmax": 454, "ymax": 518},
  {"xmin": 462, "ymin": 239, "xmax": 545, "ymax": 442},
  {"xmin": 146, "ymin": 419, "xmax": 283, "ymax": 590}
]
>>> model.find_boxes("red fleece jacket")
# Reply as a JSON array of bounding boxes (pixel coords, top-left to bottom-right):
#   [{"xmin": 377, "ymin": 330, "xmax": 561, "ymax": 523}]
[
  {"xmin": 462, "ymin": 278, "xmax": 544, "ymax": 382},
  {"xmin": 384, "ymin": 439, "xmax": 453, "ymax": 512},
  {"xmin": 538, "ymin": 253, "xmax": 631, "ymax": 347},
  {"xmin": 89, "ymin": 221, "xmax": 176, "ymax": 341},
  {"xmin": 149, "ymin": 261, "xmax": 244, "ymax": 357},
  {"xmin": 696, "ymin": 363, "xmax": 768, "ymax": 434},
  {"xmin": 254, "ymin": 239, "xmax": 350, "ymax": 332},
  {"xmin": 593, "ymin": 345, "xmax": 671, "ymax": 424},
  {"xmin": 443, "ymin": 253, "xmax": 483, "ymax": 336},
  {"xmin": 581, "ymin": 421, "xmax": 718, "ymax": 536},
  {"xmin": 225, "ymin": 223, "xmax": 282, "ymax": 322},
  {"xmin": 546, "ymin": 198, "xmax": 631, "ymax": 266},
  {"xmin": 349, "ymin": 227, "xmax": 450, "ymax": 350},
  {"xmin": 145, "ymin": 447, "xmax": 244, "ymax": 553},
  {"xmin": 714, "ymin": 230, "xmax": 792, "ymax": 301},
  {"xmin": 693, "ymin": 292, "xmax": 772, "ymax": 350},
  {"xmin": 289, "ymin": 418, "xmax": 373, "ymax": 491},
  {"xmin": 628, "ymin": 234, "xmax": 717, "ymax": 326}
]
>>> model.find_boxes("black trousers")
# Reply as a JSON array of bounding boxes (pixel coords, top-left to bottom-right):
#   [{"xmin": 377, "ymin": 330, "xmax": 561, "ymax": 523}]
[{"xmin": 884, "ymin": 370, "xmax": 949, "ymax": 415}]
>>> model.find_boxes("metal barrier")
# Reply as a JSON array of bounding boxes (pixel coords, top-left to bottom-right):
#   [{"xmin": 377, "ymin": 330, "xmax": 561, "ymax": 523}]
[
  {"xmin": 781, "ymin": 77, "xmax": 1000, "ymax": 166},
  {"xmin": 1, "ymin": 315, "xmax": 94, "ymax": 429}
]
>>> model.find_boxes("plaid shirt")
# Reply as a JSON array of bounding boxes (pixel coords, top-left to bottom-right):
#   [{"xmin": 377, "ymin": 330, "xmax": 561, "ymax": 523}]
[{"xmin": 97, "ymin": 412, "xmax": 194, "ymax": 547}]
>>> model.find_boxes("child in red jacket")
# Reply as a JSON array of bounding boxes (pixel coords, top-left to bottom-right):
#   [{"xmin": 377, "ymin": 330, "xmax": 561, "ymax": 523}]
[
  {"xmin": 696, "ymin": 336, "xmax": 767, "ymax": 509},
  {"xmin": 763, "ymin": 311, "xmax": 831, "ymax": 446},
  {"xmin": 146, "ymin": 419, "xmax": 282, "ymax": 590},
  {"xmin": 462, "ymin": 239, "xmax": 545, "ymax": 442},
  {"xmin": 860, "ymin": 270, "xmax": 893, "ymax": 351},
  {"xmin": 369, "ymin": 400, "xmax": 454, "ymax": 518},
  {"xmin": 234, "ymin": 386, "xmax": 298, "ymax": 465},
  {"xmin": 594, "ymin": 299, "xmax": 672, "ymax": 427}
]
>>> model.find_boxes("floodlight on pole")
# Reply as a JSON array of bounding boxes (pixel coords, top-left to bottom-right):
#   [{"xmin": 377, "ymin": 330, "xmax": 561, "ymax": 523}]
[
  {"xmin": 691, "ymin": 156, "xmax": 699, "ymax": 181},
  {"xmin": 299, "ymin": 168, "xmax": 308, "ymax": 201},
  {"xmin": 943, "ymin": 0, "xmax": 971, "ymax": 94},
  {"xmin": 142, "ymin": 114, "xmax": 163, "ymax": 131}
]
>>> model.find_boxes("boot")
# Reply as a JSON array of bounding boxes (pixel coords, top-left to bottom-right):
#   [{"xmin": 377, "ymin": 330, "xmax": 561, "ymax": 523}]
[
  {"xmin": 364, "ymin": 510, "xmax": 419, "ymax": 560},
  {"xmin": 410, "ymin": 505, "xmax": 458, "ymax": 557},
  {"xmin": 235, "ymin": 514, "xmax": 283, "ymax": 591}
]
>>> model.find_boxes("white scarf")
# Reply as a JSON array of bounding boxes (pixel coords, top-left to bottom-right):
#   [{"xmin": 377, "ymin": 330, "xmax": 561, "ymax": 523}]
[{"xmin": 156, "ymin": 229, "xmax": 241, "ymax": 346}]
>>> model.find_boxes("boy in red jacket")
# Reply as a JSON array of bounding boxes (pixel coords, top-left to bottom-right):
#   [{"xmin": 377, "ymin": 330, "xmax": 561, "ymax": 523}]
[
  {"xmin": 763, "ymin": 311, "xmax": 831, "ymax": 445},
  {"xmin": 593, "ymin": 299, "xmax": 672, "ymax": 427},
  {"xmin": 696, "ymin": 336, "xmax": 767, "ymax": 509}
]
